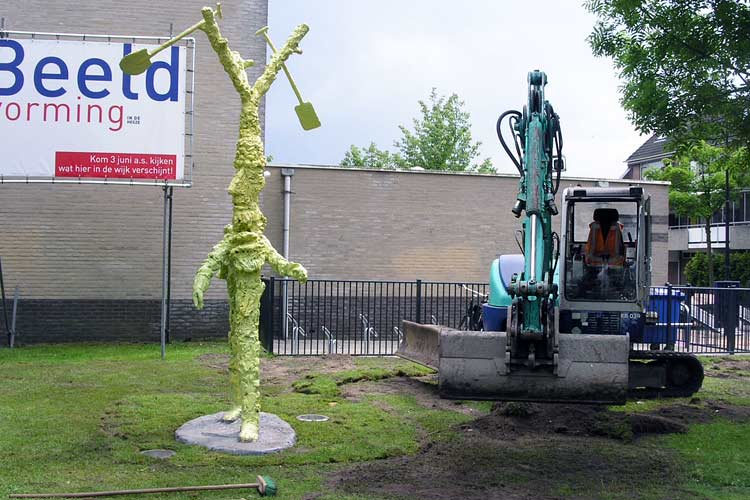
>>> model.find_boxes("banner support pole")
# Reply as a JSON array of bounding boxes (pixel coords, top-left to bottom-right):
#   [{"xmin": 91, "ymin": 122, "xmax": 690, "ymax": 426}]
[{"xmin": 159, "ymin": 185, "xmax": 172, "ymax": 359}]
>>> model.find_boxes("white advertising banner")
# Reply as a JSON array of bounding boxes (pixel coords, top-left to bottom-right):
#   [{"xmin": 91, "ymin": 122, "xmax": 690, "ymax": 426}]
[{"xmin": 0, "ymin": 34, "xmax": 191, "ymax": 184}]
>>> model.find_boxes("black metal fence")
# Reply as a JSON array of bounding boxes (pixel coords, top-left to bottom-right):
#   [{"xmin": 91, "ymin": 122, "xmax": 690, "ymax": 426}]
[
  {"xmin": 259, "ymin": 278, "xmax": 487, "ymax": 355},
  {"xmin": 640, "ymin": 284, "xmax": 750, "ymax": 354},
  {"xmin": 259, "ymin": 278, "xmax": 750, "ymax": 356}
]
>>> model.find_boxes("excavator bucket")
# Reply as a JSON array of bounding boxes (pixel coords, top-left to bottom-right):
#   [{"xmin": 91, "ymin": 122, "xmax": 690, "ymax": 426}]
[{"xmin": 397, "ymin": 321, "xmax": 630, "ymax": 404}]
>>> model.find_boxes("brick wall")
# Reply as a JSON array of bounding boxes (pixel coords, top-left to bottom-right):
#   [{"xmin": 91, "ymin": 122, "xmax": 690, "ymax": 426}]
[{"xmin": 1, "ymin": 160, "xmax": 670, "ymax": 343}]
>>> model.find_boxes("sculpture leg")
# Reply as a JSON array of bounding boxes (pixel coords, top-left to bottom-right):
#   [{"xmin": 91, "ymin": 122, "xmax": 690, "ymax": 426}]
[
  {"xmin": 236, "ymin": 278, "xmax": 265, "ymax": 442},
  {"xmin": 222, "ymin": 326, "xmax": 243, "ymax": 422}
]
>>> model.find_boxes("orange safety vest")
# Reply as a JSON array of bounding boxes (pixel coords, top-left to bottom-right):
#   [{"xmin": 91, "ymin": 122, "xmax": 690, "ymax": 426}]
[{"xmin": 585, "ymin": 221, "xmax": 625, "ymax": 267}]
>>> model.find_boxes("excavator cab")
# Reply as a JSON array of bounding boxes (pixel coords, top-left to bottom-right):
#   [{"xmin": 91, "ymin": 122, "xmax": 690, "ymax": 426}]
[{"xmin": 567, "ymin": 197, "xmax": 640, "ymax": 303}]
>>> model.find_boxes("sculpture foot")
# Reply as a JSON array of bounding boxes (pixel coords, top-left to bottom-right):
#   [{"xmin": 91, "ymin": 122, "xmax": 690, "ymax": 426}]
[
  {"xmin": 222, "ymin": 407, "xmax": 242, "ymax": 422},
  {"xmin": 239, "ymin": 421, "xmax": 259, "ymax": 442}
]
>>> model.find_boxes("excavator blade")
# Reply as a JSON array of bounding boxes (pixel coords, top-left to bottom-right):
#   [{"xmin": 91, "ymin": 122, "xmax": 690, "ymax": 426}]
[
  {"xmin": 439, "ymin": 330, "xmax": 629, "ymax": 404},
  {"xmin": 395, "ymin": 321, "xmax": 440, "ymax": 370},
  {"xmin": 397, "ymin": 321, "xmax": 630, "ymax": 404}
]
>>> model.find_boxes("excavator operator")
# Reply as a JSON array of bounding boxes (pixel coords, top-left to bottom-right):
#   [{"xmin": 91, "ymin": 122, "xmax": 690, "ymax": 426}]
[{"xmin": 584, "ymin": 208, "xmax": 625, "ymax": 268}]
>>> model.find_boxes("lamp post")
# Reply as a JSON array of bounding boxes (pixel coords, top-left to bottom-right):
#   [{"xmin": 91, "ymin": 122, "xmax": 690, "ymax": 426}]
[{"xmin": 725, "ymin": 168, "xmax": 731, "ymax": 280}]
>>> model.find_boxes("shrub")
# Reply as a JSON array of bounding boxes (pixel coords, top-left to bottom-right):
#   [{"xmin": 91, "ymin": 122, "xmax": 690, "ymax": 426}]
[{"xmin": 684, "ymin": 251, "xmax": 750, "ymax": 286}]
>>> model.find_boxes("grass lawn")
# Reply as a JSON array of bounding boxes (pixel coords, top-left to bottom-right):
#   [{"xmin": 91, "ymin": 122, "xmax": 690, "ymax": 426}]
[{"xmin": 0, "ymin": 343, "xmax": 748, "ymax": 499}]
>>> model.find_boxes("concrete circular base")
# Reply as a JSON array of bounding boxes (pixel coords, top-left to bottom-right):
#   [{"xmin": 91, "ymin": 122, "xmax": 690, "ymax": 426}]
[{"xmin": 175, "ymin": 412, "xmax": 296, "ymax": 455}]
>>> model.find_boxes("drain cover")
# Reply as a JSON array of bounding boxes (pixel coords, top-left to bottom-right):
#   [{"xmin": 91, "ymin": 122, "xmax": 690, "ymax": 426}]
[
  {"xmin": 140, "ymin": 449, "xmax": 175, "ymax": 459},
  {"xmin": 296, "ymin": 414, "xmax": 329, "ymax": 422}
]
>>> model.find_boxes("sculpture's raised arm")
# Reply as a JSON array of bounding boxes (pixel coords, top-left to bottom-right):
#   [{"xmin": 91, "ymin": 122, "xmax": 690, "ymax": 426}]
[
  {"xmin": 199, "ymin": 6, "xmax": 254, "ymax": 97},
  {"xmin": 252, "ymin": 24, "xmax": 309, "ymax": 98}
]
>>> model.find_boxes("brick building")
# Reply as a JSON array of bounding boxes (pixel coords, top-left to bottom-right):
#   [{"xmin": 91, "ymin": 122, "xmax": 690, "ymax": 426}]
[{"xmin": 623, "ymin": 134, "xmax": 750, "ymax": 284}]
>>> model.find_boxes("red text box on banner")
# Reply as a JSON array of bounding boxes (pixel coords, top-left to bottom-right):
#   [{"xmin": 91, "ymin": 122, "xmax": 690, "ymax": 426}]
[{"xmin": 55, "ymin": 152, "xmax": 177, "ymax": 179}]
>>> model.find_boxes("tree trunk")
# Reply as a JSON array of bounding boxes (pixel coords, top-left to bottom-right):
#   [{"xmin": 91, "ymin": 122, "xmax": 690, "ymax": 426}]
[{"xmin": 705, "ymin": 219, "xmax": 714, "ymax": 286}]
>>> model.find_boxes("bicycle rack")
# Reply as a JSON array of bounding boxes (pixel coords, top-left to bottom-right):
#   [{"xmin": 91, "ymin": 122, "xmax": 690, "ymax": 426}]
[
  {"xmin": 321, "ymin": 326, "xmax": 336, "ymax": 355},
  {"xmin": 359, "ymin": 314, "xmax": 378, "ymax": 355},
  {"xmin": 287, "ymin": 313, "xmax": 305, "ymax": 355},
  {"xmin": 393, "ymin": 326, "xmax": 404, "ymax": 344}
]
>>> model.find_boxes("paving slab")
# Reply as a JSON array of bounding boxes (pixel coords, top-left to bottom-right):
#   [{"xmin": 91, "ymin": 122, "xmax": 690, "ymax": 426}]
[{"xmin": 175, "ymin": 412, "xmax": 296, "ymax": 455}]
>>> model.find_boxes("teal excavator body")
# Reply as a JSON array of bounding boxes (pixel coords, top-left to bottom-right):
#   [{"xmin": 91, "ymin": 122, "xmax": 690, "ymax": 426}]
[{"xmin": 397, "ymin": 70, "xmax": 703, "ymax": 403}]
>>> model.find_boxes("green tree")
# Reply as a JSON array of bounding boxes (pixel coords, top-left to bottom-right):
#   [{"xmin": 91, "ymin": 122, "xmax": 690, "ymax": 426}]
[
  {"xmin": 340, "ymin": 142, "xmax": 401, "ymax": 170},
  {"xmin": 341, "ymin": 89, "xmax": 493, "ymax": 172},
  {"xmin": 586, "ymin": 0, "xmax": 750, "ymax": 149},
  {"xmin": 644, "ymin": 141, "xmax": 746, "ymax": 284}
]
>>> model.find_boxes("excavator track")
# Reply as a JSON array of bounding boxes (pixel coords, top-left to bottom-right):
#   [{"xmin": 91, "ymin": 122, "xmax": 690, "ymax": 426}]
[{"xmin": 628, "ymin": 350, "xmax": 704, "ymax": 399}]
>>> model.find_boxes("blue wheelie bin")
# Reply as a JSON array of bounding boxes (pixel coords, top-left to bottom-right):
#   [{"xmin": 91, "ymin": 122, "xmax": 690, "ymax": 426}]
[{"xmin": 644, "ymin": 287, "xmax": 685, "ymax": 346}]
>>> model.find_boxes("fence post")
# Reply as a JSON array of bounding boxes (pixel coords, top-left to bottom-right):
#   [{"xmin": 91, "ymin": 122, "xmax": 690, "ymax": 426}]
[
  {"xmin": 727, "ymin": 287, "xmax": 737, "ymax": 355},
  {"xmin": 415, "ymin": 279, "xmax": 422, "ymax": 324},
  {"xmin": 260, "ymin": 277, "xmax": 275, "ymax": 354},
  {"xmin": 684, "ymin": 288, "xmax": 692, "ymax": 351},
  {"xmin": 666, "ymin": 282, "xmax": 673, "ymax": 349}
]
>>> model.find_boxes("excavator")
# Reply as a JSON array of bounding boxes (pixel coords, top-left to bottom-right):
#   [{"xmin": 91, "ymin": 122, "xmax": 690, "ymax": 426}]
[{"xmin": 397, "ymin": 70, "xmax": 703, "ymax": 404}]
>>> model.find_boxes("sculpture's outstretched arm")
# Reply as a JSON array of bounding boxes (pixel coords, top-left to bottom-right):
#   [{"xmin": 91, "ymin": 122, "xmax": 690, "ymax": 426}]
[
  {"xmin": 199, "ymin": 7, "xmax": 254, "ymax": 97},
  {"xmin": 252, "ymin": 24, "xmax": 309, "ymax": 98},
  {"xmin": 193, "ymin": 237, "xmax": 230, "ymax": 309},
  {"xmin": 264, "ymin": 238, "xmax": 308, "ymax": 284}
]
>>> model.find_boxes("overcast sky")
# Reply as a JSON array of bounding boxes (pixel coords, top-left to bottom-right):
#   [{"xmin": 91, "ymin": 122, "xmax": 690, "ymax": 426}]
[{"xmin": 264, "ymin": 1, "xmax": 646, "ymax": 178}]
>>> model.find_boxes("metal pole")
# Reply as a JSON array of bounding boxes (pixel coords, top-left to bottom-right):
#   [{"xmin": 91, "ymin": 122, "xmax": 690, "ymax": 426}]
[
  {"xmin": 0, "ymin": 257, "xmax": 10, "ymax": 347},
  {"xmin": 725, "ymin": 169, "xmax": 731, "ymax": 280},
  {"xmin": 281, "ymin": 169, "xmax": 294, "ymax": 344},
  {"xmin": 267, "ymin": 277, "xmax": 275, "ymax": 354},
  {"xmin": 159, "ymin": 186, "xmax": 169, "ymax": 359},
  {"xmin": 415, "ymin": 279, "xmax": 423, "ymax": 324},
  {"xmin": 666, "ymin": 282, "xmax": 673, "ymax": 349},
  {"xmin": 163, "ymin": 22, "xmax": 175, "ymax": 346},
  {"xmin": 10, "ymin": 286, "xmax": 18, "ymax": 348},
  {"xmin": 165, "ymin": 186, "xmax": 173, "ymax": 343}
]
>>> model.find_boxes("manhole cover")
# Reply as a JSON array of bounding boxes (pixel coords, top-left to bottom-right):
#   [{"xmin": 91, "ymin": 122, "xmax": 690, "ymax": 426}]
[
  {"xmin": 140, "ymin": 449, "xmax": 176, "ymax": 459},
  {"xmin": 296, "ymin": 414, "xmax": 329, "ymax": 422}
]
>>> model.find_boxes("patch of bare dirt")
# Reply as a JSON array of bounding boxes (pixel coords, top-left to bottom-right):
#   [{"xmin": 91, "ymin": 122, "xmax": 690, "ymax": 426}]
[
  {"xmin": 327, "ymin": 432, "xmax": 689, "ymax": 500},
  {"xmin": 340, "ymin": 375, "xmax": 484, "ymax": 416},
  {"xmin": 263, "ymin": 355, "xmax": 357, "ymax": 385},
  {"xmin": 327, "ymin": 398, "xmax": 750, "ymax": 500},
  {"xmin": 471, "ymin": 402, "xmax": 695, "ymax": 441},
  {"xmin": 197, "ymin": 353, "xmax": 356, "ymax": 386},
  {"xmin": 704, "ymin": 357, "xmax": 750, "ymax": 379},
  {"xmin": 196, "ymin": 353, "xmax": 228, "ymax": 371}
]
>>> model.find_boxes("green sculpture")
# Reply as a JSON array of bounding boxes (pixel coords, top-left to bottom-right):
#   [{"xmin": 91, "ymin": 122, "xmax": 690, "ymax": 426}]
[{"xmin": 121, "ymin": 4, "xmax": 315, "ymax": 442}]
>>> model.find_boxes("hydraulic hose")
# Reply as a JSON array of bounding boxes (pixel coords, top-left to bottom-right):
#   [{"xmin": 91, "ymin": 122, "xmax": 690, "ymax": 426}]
[{"xmin": 496, "ymin": 110, "xmax": 523, "ymax": 176}]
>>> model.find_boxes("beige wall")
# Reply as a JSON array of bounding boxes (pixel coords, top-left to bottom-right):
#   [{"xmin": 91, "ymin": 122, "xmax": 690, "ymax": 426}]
[{"xmin": 262, "ymin": 166, "xmax": 670, "ymax": 286}]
